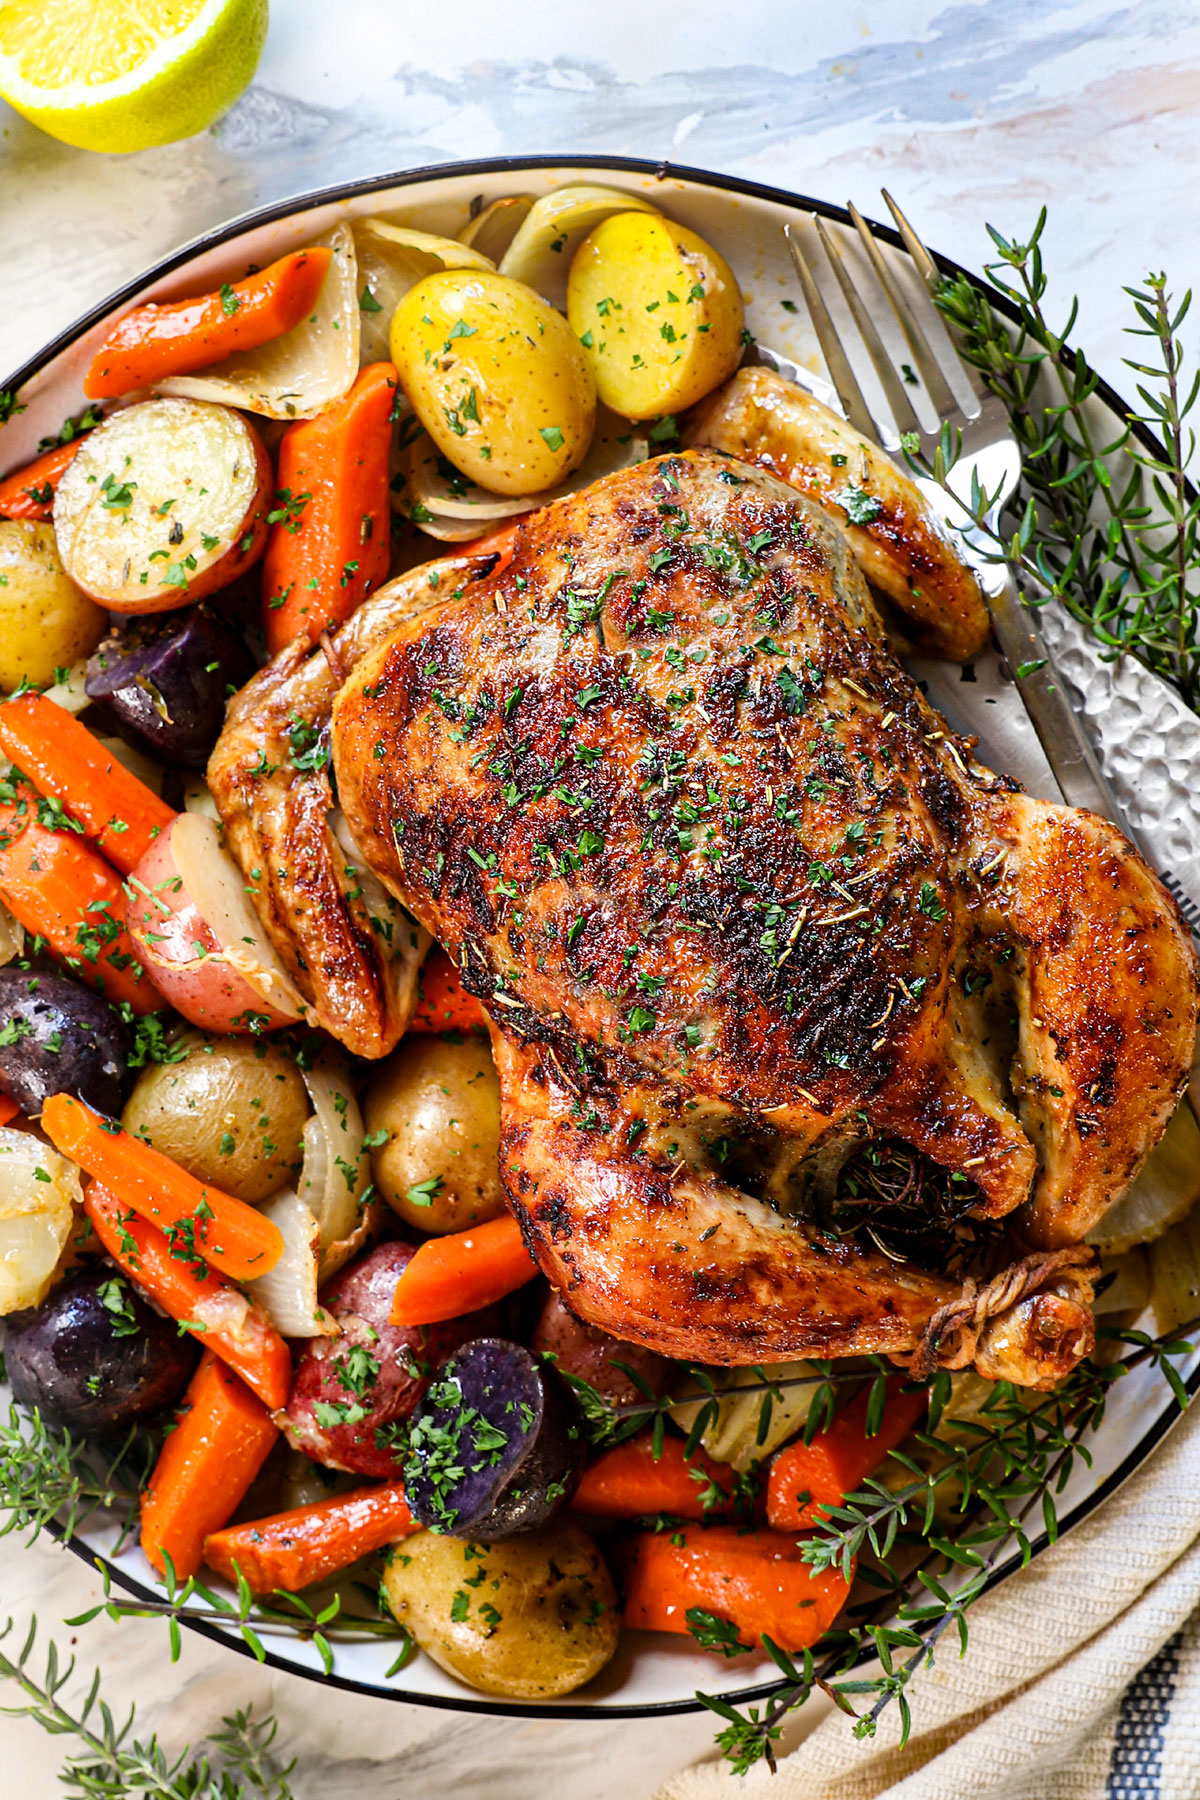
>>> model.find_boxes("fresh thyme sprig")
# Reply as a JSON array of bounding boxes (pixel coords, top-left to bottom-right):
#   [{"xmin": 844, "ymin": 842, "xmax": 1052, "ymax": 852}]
[
  {"xmin": 0, "ymin": 1616, "xmax": 295, "ymax": 1799},
  {"xmin": 698, "ymin": 1316, "xmax": 1198, "ymax": 1775},
  {"xmin": 562, "ymin": 1358, "xmax": 885, "ymax": 1453},
  {"xmin": 0, "ymin": 1402, "xmax": 149, "ymax": 1547},
  {"xmin": 69, "ymin": 1555, "xmax": 415, "ymax": 1680},
  {"xmin": 928, "ymin": 212, "xmax": 1200, "ymax": 705}
]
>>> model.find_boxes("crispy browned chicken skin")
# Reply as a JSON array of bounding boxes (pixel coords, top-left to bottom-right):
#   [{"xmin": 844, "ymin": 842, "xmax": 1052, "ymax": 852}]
[
  {"xmin": 212, "ymin": 446, "xmax": 1197, "ymax": 1385},
  {"xmin": 687, "ymin": 366, "xmax": 991, "ymax": 661}
]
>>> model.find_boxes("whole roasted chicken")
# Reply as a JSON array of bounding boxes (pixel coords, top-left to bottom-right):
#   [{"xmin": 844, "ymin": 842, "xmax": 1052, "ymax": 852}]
[{"xmin": 211, "ymin": 372, "xmax": 1198, "ymax": 1389}]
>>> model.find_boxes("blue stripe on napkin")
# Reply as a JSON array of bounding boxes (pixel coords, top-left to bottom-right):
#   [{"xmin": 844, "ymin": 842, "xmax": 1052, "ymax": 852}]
[{"xmin": 1106, "ymin": 1632, "xmax": 1181, "ymax": 1798}]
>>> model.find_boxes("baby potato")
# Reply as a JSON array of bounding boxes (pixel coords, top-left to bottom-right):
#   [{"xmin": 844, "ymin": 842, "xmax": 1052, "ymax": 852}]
[
  {"xmin": 390, "ymin": 270, "xmax": 596, "ymax": 496},
  {"xmin": 0, "ymin": 520, "xmax": 106, "ymax": 691},
  {"xmin": 567, "ymin": 212, "xmax": 744, "ymax": 420},
  {"xmin": 382, "ymin": 1521, "xmax": 619, "ymax": 1699},
  {"xmin": 364, "ymin": 1036, "xmax": 504, "ymax": 1235},
  {"xmin": 53, "ymin": 397, "xmax": 271, "ymax": 613},
  {"xmin": 122, "ymin": 1033, "xmax": 308, "ymax": 1203}
]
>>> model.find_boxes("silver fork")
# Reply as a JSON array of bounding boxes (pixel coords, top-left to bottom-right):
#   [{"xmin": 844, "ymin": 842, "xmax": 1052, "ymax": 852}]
[{"xmin": 780, "ymin": 194, "xmax": 1133, "ymax": 836}]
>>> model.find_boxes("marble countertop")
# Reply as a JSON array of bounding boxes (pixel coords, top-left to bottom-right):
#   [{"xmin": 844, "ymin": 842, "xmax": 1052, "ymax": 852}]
[{"xmin": 3, "ymin": 1, "xmax": 1200, "ymax": 1792}]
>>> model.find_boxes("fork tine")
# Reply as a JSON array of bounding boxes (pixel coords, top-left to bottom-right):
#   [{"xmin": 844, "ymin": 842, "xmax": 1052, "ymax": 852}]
[
  {"xmin": 812, "ymin": 217, "xmax": 921, "ymax": 442},
  {"xmin": 845, "ymin": 201, "xmax": 959, "ymax": 417},
  {"xmin": 782, "ymin": 222, "xmax": 879, "ymax": 443},
  {"xmin": 881, "ymin": 189, "xmax": 987, "ymax": 408},
  {"xmin": 879, "ymin": 190, "xmax": 940, "ymax": 289}
]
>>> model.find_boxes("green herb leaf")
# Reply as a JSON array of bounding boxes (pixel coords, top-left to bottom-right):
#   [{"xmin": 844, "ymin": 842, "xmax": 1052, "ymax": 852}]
[
  {"xmin": 406, "ymin": 1174, "xmax": 444, "ymax": 1208},
  {"xmin": 834, "ymin": 483, "xmax": 884, "ymax": 525}
]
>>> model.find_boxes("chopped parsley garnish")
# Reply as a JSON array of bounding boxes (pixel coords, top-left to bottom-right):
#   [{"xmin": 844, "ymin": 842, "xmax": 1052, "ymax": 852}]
[
  {"xmin": 917, "ymin": 881, "xmax": 948, "ymax": 921},
  {"xmin": 100, "ymin": 472, "xmax": 137, "ymax": 512},
  {"xmin": 405, "ymin": 1370, "xmax": 531, "ymax": 1530},
  {"xmin": 834, "ymin": 483, "xmax": 884, "ymax": 526},
  {"xmin": 685, "ymin": 1608, "xmax": 747, "ymax": 1657},
  {"xmin": 267, "ymin": 488, "xmax": 310, "ymax": 534},
  {"xmin": 287, "ymin": 712, "xmax": 330, "ymax": 774},
  {"xmin": 406, "ymin": 1175, "xmax": 444, "ymax": 1209},
  {"xmin": 95, "ymin": 1278, "xmax": 139, "ymax": 1339}
]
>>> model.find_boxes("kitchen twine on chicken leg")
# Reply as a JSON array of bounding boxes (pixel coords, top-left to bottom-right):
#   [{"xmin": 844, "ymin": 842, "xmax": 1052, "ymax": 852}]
[
  {"xmin": 896, "ymin": 1244, "xmax": 1097, "ymax": 1379},
  {"xmin": 654, "ymin": 614, "xmax": 1200, "ymax": 1800}
]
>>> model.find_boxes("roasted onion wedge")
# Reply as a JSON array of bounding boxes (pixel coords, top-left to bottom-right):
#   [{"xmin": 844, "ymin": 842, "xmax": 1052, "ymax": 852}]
[
  {"xmin": 354, "ymin": 219, "xmax": 496, "ymax": 365},
  {"xmin": 395, "ymin": 409, "xmax": 648, "ymax": 541},
  {"xmin": 458, "ymin": 194, "xmax": 534, "ymax": 264},
  {"xmin": 125, "ymin": 812, "xmax": 309, "ymax": 1033},
  {"xmin": 158, "ymin": 226, "xmax": 359, "ymax": 420},
  {"xmin": 497, "ymin": 183, "xmax": 660, "ymax": 303}
]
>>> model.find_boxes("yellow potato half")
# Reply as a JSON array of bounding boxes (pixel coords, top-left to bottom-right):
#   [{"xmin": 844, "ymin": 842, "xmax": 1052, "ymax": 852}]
[
  {"xmin": 122, "ymin": 1034, "xmax": 309, "ymax": 1203},
  {"xmin": 364, "ymin": 1035, "xmax": 505, "ymax": 1236},
  {"xmin": 567, "ymin": 213, "xmax": 745, "ymax": 420},
  {"xmin": 0, "ymin": 520, "xmax": 106, "ymax": 692},
  {"xmin": 382, "ymin": 1523, "xmax": 619, "ymax": 1699},
  {"xmin": 390, "ymin": 270, "xmax": 596, "ymax": 496}
]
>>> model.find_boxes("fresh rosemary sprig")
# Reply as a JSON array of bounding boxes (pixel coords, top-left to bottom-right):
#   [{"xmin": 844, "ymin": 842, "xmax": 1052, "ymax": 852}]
[
  {"xmin": 0, "ymin": 1616, "xmax": 295, "ymax": 1799},
  {"xmin": 928, "ymin": 212, "xmax": 1199, "ymax": 705},
  {"xmin": 697, "ymin": 1317, "xmax": 1198, "ymax": 1775}
]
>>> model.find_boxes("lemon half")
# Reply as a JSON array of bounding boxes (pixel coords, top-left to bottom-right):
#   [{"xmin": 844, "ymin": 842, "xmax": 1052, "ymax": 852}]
[{"xmin": 0, "ymin": 0, "xmax": 267, "ymax": 154}]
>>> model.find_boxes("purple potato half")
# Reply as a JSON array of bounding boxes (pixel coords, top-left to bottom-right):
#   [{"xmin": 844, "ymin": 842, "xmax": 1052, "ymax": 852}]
[
  {"xmin": 0, "ymin": 963, "xmax": 132, "ymax": 1117},
  {"xmin": 6, "ymin": 1265, "xmax": 199, "ymax": 1438},
  {"xmin": 85, "ymin": 606, "xmax": 254, "ymax": 767},
  {"xmin": 405, "ymin": 1338, "xmax": 586, "ymax": 1541}
]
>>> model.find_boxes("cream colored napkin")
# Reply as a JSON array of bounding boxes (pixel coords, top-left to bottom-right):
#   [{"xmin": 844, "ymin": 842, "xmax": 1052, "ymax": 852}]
[{"xmin": 657, "ymin": 1401, "xmax": 1200, "ymax": 1800}]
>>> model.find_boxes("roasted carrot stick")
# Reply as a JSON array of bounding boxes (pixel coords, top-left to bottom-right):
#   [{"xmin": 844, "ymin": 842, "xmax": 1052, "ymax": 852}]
[
  {"xmin": 460, "ymin": 520, "xmax": 521, "ymax": 575},
  {"xmin": 410, "ymin": 947, "xmax": 487, "ymax": 1034},
  {"xmin": 0, "ymin": 1094, "xmax": 18, "ymax": 1127},
  {"xmin": 0, "ymin": 440, "xmax": 84, "ymax": 521},
  {"xmin": 621, "ymin": 1524, "xmax": 853, "ymax": 1655},
  {"xmin": 262, "ymin": 361, "xmax": 397, "ymax": 655},
  {"xmin": 766, "ymin": 1377, "xmax": 928, "ymax": 1532},
  {"xmin": 204, "ymin": 1480, "xmax": 417, "ymax": 1594},
  {"xmin": 84, "ymin": 247, "xmax": 333, "ymax": 400},
  {"xmin": 140, "ymin": 1351, "xmax": 280, "ymax": 1582},
  {"xmin": 389, "ymin": 1212, "xmax": 538, "ymax": 1327},
  {"xmin": 571, "ymin": 1433, "xmax": 740, "ymax": 1521},
  {"xmin": 0, "ymin": 781, "xmax": 160, "ymax": 1013},
  {"xmin": 84, "ymin": 1181, "xmax": 292, "ymax": 1410},
  {"xmin": 0, "ymin": 694, "xmax": 175, "ymax": 875},
  {"xmin": 42, "ymin": 1094, "xmax": 284, "ymax": 1283}
]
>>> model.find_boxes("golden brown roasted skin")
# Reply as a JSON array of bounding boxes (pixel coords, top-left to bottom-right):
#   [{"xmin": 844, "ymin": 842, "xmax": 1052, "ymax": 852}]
[
  {"xmin": 319, "ymin": 449, "xmax": 1197, "ymax": 1371},
  {"xmin": 209, "ymin": 555, "xmax": 494, "ymax": 1058},
  {"xmin": 687, "ymin": 366, "xmax": 990, "ymax": 661}
]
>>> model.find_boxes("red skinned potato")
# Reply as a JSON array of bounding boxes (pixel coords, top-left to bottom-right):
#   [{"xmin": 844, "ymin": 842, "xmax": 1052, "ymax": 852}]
[
  {"xmin": 53, "ymin": 398, "xmax": 271, "ymax": 613},
  {"xmin": 531, "ymin": 1289, "xmax": 668, "ymax": 1409},
  {"xmin": 282, "ymin": 1240, "xmax": 497, "ymax": 1478},
  {"xmin": 125, "ymin": 811, "xmax": 308, "ymax": 1034}
]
